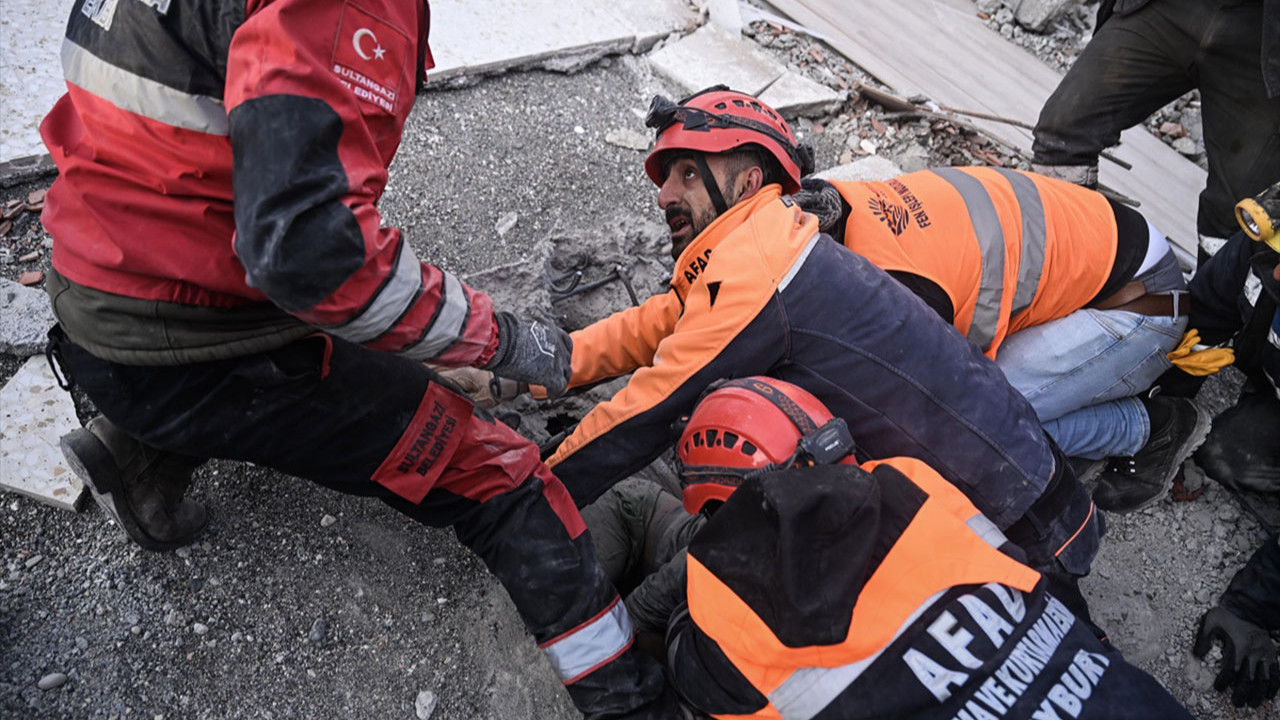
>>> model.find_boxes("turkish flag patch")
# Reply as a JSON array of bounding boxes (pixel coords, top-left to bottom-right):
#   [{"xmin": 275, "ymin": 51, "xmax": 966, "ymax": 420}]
[{"xmin": 332, "ymin": 4, "xmax": 409, "ymax": 113}]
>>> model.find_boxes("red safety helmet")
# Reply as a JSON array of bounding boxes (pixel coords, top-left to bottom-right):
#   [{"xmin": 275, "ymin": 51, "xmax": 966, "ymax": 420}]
[
  {"xmin": 676, "ymin": 376, "xmax": 857, "ymax": 514},
  {"xmin": 643, "ymin": 85, "xmax": 814, "ymax": 195}
]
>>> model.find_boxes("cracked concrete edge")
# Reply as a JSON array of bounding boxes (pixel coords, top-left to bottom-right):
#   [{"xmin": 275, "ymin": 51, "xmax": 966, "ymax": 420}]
[
  {"xmin": 426, "ymin": 31, "xmax": 675, "ymax": 88},
  {"xmin": 0, "ymin": 153, "xmax": 57, "ymax": 189}
]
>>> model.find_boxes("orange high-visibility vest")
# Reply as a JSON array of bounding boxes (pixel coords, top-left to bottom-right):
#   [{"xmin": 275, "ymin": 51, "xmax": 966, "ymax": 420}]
[{"xmin": 834, "ymin": 168, "xmax": 1117, "ymax": 358}]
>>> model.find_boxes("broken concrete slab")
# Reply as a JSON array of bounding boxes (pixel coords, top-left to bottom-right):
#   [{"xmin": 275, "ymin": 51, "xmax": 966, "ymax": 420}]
[
  {"xmin": 426, "ymin": 0, "xmax": 696, "ymax": 84},
  {"xmin": 1, "ymin": 355, "xmax": 84, "ymax": 511},
  {"xmin": 0, "ymin": 153, "xmax": 57, "ymax": 189},
  {"xmin": 607, "ymin": 0, "xmax": 701, "ymax": 47},
  {"xmin": 646, "ymin": 23, "xmax": 786, "ymax": 96},
  {"xmin": 0, "ymin": 277, "xmax": 55, "ymax": 357},
  {"xmin": 816, "ymin": 156, "xmax": 904, "ymax": 183},
  {"xmin": 759, "ymin": 71, "xmax": 844, "ymax": 119}
]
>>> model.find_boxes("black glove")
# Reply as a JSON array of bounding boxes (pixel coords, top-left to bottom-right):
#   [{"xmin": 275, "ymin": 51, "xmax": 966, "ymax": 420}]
[
  {"xmin": 790, "ymin": 177, "xmax": 845, "ymax": 233},
  {"xmin": 1193, "ymin": 605, "xmax": 1280, "ymax": 708},
  {"xmin": 484, "ymin": 311, "xmax": 573, "ymax": 398}
]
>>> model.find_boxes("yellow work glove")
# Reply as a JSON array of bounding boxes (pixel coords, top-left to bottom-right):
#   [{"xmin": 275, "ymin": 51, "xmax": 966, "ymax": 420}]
[
  {"xmin": 431, "ymin": 366, "xmax": 527, "ymax": 409},
  {"xmin": 1166, "ymin": 329, "xmax": 1235, "ymax": 376}
]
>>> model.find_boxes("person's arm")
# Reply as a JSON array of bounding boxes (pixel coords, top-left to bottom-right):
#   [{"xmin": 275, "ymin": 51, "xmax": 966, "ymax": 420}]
[
  {"xmin": 548, "ymin": 272, "xmax": 788, "ymax": 507},
  {"xmin": 665, "ymin": 603, "xmax": 768, "ymax": 716},
  {"xmin": 566, "ymin": 290, "xmax": 682, "ymax": 388},
  {"xmin": 887, "ymin": 270, "xmax": 955, "ymax": 324},
  {"xmin": 223, "ymin": 1, "xmax": 498, "ymax": 368}
]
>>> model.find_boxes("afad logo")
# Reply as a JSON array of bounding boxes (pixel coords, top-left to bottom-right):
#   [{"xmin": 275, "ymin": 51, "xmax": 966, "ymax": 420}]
[
  {"xmin": 332, "ymin": 5, "xmax": 410, "ymax": 114},
  {"xmin": 867, "ymin": 191, "xmax": 910, "ymax": 236}
]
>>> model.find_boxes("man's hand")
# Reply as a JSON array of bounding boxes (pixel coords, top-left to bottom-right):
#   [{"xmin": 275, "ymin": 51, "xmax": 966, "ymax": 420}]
[
  {"xmin": 484, "ymin": 311, "xmax": 573, "ymax": 398},
  {"xmin": 433, "ymin": 367, "xmax": 526, "ymax": 409},
  {"xmin": 1193, "ymin": 605, "xmax": 1280, "ymax": 708}
]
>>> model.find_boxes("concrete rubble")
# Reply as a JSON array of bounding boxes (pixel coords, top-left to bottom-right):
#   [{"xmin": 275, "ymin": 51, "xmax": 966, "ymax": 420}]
[
  {"xmin": 0, "ymin": 278, "xmax": 55, "ymax": 356},
  {"xmin": 0, "ymin": 355, "xmax": 83, "ymax": 511}
]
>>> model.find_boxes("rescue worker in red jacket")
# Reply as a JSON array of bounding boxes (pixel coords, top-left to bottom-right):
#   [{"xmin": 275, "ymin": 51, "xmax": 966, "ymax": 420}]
[
  {"xmin": 540, "ymin": 87, "xmax": 1099, "ymax": 596},
  {"xmin": 38, "ymin": 1, "xmax": 673, "ymax": 717},
  {"xmin": 789, "ymin": 170, "xmax": 1207, "ymax": 513},
  {"xmin": 664, "ymin": 378, "xmax": 1195, "ymax": 719}
]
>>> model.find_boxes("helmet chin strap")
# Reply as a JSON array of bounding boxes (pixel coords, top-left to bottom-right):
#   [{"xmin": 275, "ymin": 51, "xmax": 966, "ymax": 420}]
[{"xmin": 693, "ymin": 154, "xmax": 730, "ymax": 216}]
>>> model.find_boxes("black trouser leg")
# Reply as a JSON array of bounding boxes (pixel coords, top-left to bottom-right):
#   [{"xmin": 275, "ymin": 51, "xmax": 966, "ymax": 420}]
[{"xmin": 52, "ymin": 332, "xmax": 675, "ymax": 719}]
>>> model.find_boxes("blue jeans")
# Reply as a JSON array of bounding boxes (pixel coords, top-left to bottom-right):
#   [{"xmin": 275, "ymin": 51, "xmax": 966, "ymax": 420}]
[{"xmin": 995, "ymin": 308, "xmax": 1187, "ymax": 459}]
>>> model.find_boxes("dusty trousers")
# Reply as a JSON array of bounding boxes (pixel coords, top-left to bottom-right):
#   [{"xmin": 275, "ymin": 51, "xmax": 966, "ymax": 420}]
[
  {"xmin": 1033, "ymin": 0, "xmax": 1280, "ymax": 241},
  {"xmin": 47, "ymin": 328, "xmax": 675, "ymax": 719}
]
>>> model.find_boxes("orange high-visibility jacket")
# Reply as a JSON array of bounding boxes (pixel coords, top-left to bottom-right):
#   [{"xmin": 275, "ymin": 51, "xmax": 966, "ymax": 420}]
[{"xmin": 834, "ymin": 168, "xmax": 1117, "ymax": 357}]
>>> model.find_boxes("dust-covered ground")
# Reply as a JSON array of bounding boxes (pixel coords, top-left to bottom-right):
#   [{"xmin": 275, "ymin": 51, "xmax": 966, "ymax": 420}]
[{"xmin": 3, "ymin": 12, "xmax": 1278, "ymax": 720}]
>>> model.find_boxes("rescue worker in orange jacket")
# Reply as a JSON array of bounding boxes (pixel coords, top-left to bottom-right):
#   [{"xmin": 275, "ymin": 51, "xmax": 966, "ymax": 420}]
[
  {"xmin": 790, "ymin": 172, "xmax": 1207, "ymax": 513},
  {"xmin": 543, "ymin": 87, "xmax": 1100, "ymax": 597},
  {"xmin": 37, "ymin": 2, "xmax": 673, "ymax": 716},
  {"xmin": 663, "ymin": 378, "xmax": 1194, "ymax": 719}
]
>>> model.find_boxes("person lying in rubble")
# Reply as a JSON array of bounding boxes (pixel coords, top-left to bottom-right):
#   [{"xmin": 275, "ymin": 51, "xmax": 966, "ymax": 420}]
[
  {"xmin": 609, "ymin": 376, "xmax": 1198, "ymax": 719},
  {"xmin": 449, "ymin": 86, "xmax": 1103, "ymax": 621},
  {"xmin": 36, "ymin": 2, "xmax": 677, "ymax": 717},
  {"xmin": 785, "ymin": 165, "xmax": 1222, "ymax": 514}
]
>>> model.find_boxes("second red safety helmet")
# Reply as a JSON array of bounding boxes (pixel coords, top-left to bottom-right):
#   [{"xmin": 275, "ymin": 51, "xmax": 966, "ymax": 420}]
[
  {"xmin": 676, "ymin": 376, "xmax": 856, "ymax": 514},
  {"xmin": 643, "ymin": 85, "xmax": 814, "ymax": 195}
]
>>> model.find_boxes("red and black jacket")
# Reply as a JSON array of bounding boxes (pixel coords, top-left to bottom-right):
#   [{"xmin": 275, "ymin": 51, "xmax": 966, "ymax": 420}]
[{"xmin": 42, "ymin": 0, "xmax": 498, "ymax": 366}]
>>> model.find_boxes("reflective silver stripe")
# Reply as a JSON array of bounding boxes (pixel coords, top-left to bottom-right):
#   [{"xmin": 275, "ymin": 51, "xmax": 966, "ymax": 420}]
[
  {"xmin": 778, "ymin": 232, "xmax": 822, "ymax": 291},
  {"xmin": 543, "ymin": 600, "xmax": 634, "ymax": 683},
  {"xmin": 328, "ymin": 241, "xmax": 424, "ymax": 344},
  {"xmin": 966, "ymin": 512, "xmax": 1009, "ymax": 549},
  {"xmin": 402, "ymin": 271, "xmax": 470, "ymax": 360},
  {"xmin": 61, "ymin": 39, "xmax": 228, "ymax": 135},
  {"xmin": 770, "ymin": 590, "xmax": 946, "ymax": 720},
  {"xmin": 994, "ymin": 169, "xmax": 1046, "ymax": 318},
  {"xmin": 930, "ymin": 168, "xmax": 1004, "ymax": 352}
]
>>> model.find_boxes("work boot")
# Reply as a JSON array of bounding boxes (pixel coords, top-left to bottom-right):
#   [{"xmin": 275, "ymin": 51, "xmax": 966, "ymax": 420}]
[
  {"xmin": 60, "ymin": 416, "xmax": 208, "ymax": 551},
  {"xmin": 1092, "ymin": 395, "xmax": 1211, "ymax": 513},
  {"xmin": 1194, "ymin": 392, "xmax": 1280, "ymax": 494}
]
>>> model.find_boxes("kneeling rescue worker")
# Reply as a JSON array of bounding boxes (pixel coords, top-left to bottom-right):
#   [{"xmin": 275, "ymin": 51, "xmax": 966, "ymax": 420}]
[
  {"xmin": 542, "ymin": 86, "xmax": 1100, "ymax": 604},
  {"xmin": 665, "ymin": 377, "xmax": 1196, "ymax": 719}
]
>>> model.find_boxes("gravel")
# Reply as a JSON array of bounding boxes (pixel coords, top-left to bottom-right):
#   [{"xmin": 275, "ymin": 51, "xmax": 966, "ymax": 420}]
[{"xmin": 2, "ymin": 11, "xmax": 1275, "ymax": 720}]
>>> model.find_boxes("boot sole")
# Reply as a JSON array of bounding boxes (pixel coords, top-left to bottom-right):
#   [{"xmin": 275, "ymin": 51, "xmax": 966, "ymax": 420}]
[
  {"xmin": 60, "ymin": 428, "xmax": 188, "ymax": 552},
  {"xmin": 1122, "ymin": 403, "xmax": 1213, "ymax": 514}
]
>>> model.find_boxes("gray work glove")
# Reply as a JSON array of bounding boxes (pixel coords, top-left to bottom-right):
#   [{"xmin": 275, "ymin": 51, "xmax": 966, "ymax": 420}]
[
  {"xmin": 484, "ymin": 311, "xmax": 573, "ymax": 398},
  {"xmin": 790, "ymin": 177, "xmax": 845, "ymax": 233},
  {"xmin": 1193, "ymin": 605, "xmax": 1280, "ymax": 708}
]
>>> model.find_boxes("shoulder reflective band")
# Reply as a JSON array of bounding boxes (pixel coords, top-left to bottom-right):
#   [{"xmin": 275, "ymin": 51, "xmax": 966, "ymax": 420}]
[
  {"xmin": 929, "ymin": 167, "xmax": 1005, "ymax": 353},
  {"xmin": 993, "ymin": 169, "xmax": 1047, "ymax": 318},
  {"xmin": 61, "ymin": 39, "xmax": 229, "ymax": 135},
  {"xmin": 929, "ymin": 169, "xmax": 1048, "ymax": 352},
  {"xmin": 768, "ymin": 590, "xmax": 946, "ymax": 720},
  {"xmin": 540, "ymin": 598, "xmax": 635, "ymax": 684}
]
